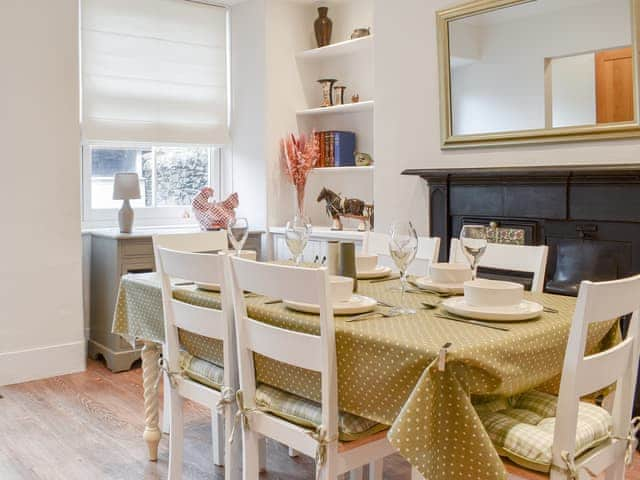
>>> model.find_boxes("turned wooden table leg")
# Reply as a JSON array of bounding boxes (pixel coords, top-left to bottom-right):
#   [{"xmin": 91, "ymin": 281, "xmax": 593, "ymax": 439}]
[{"xmin": 142, "ymin": 341, "xmax": 162, "ymax": 462}]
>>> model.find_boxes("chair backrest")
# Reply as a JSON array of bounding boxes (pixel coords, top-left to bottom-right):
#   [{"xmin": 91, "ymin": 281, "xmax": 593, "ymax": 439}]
[
  {"xmin": 227, "ymin": 257, "xmax": 338, "ymax": 440},
  {"xmin": 449, "ymin": 238, "xmax": 549, "ymax": 292},
  {"xmin": 153, "ymin": 231, "xmax": 227, "ymax": 270},
  {"xmin": 154, "ymin": 232, "xmax": 235, "ymax": 391},
  {"xmin": 364, "ymin": 231, "xmax": 441, "ymax": 276},
  {"xmin": 552, "ymin": 275, "xmax": 640, "ymax": 469}
]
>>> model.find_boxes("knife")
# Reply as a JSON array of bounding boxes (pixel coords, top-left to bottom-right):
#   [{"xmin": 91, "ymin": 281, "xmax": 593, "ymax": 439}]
[{"xmin": 433, "ymin": 313, "xmax": 510, "ymax": 332}]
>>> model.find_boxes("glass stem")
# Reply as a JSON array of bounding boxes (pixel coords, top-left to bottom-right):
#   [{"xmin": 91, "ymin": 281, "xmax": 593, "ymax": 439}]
[
  {"xmin": 400, "ymin": 270, "xmax": 407, "ymax": 304},
  {"xmin": 471, "ymin": 259, "xmax": 478, "ymax": 280}
]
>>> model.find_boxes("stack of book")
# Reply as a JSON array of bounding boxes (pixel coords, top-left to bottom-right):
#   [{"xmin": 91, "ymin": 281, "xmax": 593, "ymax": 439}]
[{"xmin": 314, "ymin": 131, "xmax": 356, "ymax": 167}]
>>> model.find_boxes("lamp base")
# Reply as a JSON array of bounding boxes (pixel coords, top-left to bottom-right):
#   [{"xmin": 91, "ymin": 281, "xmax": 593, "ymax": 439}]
[{"xmin": 118, "ymin": 199, "xmax": 135, "ymax": 233}]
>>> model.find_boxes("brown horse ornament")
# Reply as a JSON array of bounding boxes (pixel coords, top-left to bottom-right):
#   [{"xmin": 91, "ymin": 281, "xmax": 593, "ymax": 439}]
[{"xmin": 316, "ymin": 187, "xmax": 374, "ymax": 231}]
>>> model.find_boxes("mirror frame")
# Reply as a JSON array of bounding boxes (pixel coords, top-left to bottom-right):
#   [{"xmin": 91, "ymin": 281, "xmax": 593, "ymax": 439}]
[{"xmin": 437, "ymin": 0, "xmax": 640, "ymax": 148}]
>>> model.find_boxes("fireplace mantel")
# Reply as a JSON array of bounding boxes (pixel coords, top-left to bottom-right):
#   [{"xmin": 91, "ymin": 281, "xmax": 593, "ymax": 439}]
[
  {"xmin": 403, "ymin": 165, "xmax": 640, "ymax": 181},
  {"xmin": 402, "ymin": 165, "xmax": 640, "ymax": 293}
]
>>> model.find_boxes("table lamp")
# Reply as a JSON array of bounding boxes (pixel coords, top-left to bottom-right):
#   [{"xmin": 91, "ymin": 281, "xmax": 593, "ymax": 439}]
[{"xmin": 113, "ymin": 172, "xmax": 141, "ymax": 233}]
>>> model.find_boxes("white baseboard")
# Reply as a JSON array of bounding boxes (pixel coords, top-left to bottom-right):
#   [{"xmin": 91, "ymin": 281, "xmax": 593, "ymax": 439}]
[{"xmin": 0, "ymin": 340, "xmax": 86, "ymax": 386}]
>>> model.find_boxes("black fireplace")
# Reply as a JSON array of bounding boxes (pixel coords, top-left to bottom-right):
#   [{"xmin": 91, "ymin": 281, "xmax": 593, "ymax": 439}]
[
  {"xmin": 403, "ymin": 165, "xmax": 640, "ymax": 419},
  {"xmin": 402, "ymin": 165, "xmax": 640, "ymax": 295}
]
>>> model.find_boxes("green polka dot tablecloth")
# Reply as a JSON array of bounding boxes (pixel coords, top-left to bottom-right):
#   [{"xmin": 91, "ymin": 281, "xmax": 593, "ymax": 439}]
[{"xmin": 113, "ymin": 272, "xmax": 619, "ymax": 480}]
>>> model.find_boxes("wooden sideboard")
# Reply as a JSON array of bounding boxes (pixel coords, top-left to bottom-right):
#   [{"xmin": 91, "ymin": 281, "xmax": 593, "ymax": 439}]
[{"xmin": 84, "ymin": 228, "xmax": 263, "ymax": 372}]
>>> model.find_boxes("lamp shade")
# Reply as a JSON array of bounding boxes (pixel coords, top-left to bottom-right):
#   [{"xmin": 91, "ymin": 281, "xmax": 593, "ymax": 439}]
[{"xmin": 113, "ymin": 172, "xmax": 141, "ymax": 200}]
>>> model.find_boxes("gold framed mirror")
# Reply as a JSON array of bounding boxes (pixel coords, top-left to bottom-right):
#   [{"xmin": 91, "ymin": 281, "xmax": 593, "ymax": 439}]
[{"xmin": 437, "ymin": 0, "xmax": 640, "ymax": 148}]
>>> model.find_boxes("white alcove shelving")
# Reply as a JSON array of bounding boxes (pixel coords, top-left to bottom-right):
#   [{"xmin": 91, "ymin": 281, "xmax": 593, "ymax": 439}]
[{"xmin": 295, "ymin": 0, "xmax": 375, "ymax": 229}]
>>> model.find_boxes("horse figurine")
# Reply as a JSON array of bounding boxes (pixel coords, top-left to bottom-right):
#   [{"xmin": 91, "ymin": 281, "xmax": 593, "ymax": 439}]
[{"xmin": 317, "ymin": 187, "xmax": 374, "ymax": 231}]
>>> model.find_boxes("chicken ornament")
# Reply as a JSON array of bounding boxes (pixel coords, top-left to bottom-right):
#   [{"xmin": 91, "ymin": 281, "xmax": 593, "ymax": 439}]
[{"xmin": 191, "ymin": 187, "xmax": 239, "ymax": 230}]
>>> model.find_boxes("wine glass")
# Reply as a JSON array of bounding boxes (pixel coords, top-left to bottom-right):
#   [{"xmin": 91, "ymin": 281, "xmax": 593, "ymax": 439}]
[
  {"xmin": 459, "ymin": 225, "xmax": 488, "ymax": 280},
  {"xmin": 227, "ymin": 217, "xmax": 249, "ymax": 256},
  {"xmin": 388, "ymin": 221, "xmax": 419, "ymax": 315},
  {"xmin": 285, "ymin": 215, "xmax": 312, "ymax": 265}
]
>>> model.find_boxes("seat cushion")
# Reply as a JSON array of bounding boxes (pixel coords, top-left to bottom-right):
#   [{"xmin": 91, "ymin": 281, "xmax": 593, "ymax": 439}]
[
  {"xmin": 477, "ymin": 390, "xmax": 612, "ymax": 473},
  {"xmin": 179, "ymin": 352, "xmax": 223, "ymax": 390},
  {"xmin": 255, "ymin": 384, "xmax": 388, "ymax": 442}
]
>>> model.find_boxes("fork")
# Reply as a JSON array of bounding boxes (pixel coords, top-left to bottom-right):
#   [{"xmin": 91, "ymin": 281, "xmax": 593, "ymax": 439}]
[{"xmin": 346, "ymin": 310, "xmax": 403, "ymax": 322}]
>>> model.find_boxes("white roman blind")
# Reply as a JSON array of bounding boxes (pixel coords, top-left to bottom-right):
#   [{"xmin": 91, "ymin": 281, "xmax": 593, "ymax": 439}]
[{"xmin": 81, "ymin": 0, "xmax": 228, "ymax": 145}]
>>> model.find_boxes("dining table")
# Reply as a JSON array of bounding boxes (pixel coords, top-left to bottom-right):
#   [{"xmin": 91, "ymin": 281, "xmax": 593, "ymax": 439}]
[{"xmin": 112, "ymin": 271, "xmax": 620, "ymax": 480}]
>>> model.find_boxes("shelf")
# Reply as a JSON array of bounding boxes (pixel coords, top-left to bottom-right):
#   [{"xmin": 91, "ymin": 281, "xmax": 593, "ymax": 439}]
[
  {"xmin": 270, "ymin": 226, "xmax": 366, "ymax": 242},
  {"xmin": 296, "ymin": 35, "xmax": 374, "ymax": 61},
  {"xmin": 311, "ymin": 166, "xmax": 374, "ymax": 173},
  {"xmin": 296, "ymin": 100, "xmax": 374, "ymax": 117}
]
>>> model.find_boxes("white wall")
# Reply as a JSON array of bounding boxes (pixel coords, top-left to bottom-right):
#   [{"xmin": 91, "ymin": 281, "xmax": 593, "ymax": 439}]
[
  {"xmin": 231, "ymin": 0, "xmax": 268, "ymax": 229},
  {"xmin": 0, "ymin": 0, "xmax": 85, "ymax": 385},
  {"xmin": 451, "ymin": 0, "xmax": 630, "ymax": 135},
  {"xmin": 374, "ymin": 0, "xmax": 640, "ymax": 236},
  {"xmin": 551, "ymin": 53, "xmax": 596, "ymax": 128}
]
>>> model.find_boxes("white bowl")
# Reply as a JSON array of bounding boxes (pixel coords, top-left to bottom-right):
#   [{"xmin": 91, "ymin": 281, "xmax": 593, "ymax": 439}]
[
  {"xmin": 330, "ymin": 275, "xmax": 354, "ymax": 302},
  {"xmin": 356, "ymin": 254, "xmax": 378, "ymax": 273},
  {"xmin": 220, "ymin": 250, "xmax": 257, "ymax": 261},
  {"xmin": 464, "ymin": 279, "xmax": 524, "ymax": 308},
  {"xmin": 430, "ymin": 263, "xmax": 472, "ymax": 284}
]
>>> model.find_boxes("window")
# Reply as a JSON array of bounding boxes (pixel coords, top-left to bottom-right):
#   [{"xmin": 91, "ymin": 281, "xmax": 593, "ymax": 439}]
[
  {"xmin": 82, "ymin": 144, "xmax": 222, "ymax": 225},
  {"xmin": 80, "ymin": 0, "xmax": 229, "ymax": 226}
]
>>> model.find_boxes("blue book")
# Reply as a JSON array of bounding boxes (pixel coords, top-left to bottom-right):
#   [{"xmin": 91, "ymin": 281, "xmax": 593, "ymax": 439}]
[{"xmin": 332, "ymin": 131, "xmax": 356, "ymax": 167}]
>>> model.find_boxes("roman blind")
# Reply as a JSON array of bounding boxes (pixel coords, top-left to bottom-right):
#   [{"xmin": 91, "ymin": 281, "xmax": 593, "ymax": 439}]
[{"xmin": 81, "ymin": 0, "xmax": 228, "ymax": 145}]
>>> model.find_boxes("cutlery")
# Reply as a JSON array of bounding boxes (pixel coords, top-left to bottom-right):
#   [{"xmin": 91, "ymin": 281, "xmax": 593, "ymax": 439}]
[
  {"xmin": 376, "ymin": 300, "xmax": 397, "ymax": 308},
  {"xmin": 407, "ymin": 280, "xmax": 457, "ymax": 297},
  {"xmin": 404, "ymin": 287, "xmax": 455, "ymax": 298},
  {"xmin": 264, "ymin": 299, "xmax": 283, "ymax": 304},
  {"xmin": 433, "ymin": 313, "xmax": 510, "ymax": 331},
  {"xmin": 346, "ymin": 310, "xmax": 404, "ymax": 322},
  {"xmin": 369, "ymin": 275, "xmax": 400, "ymax": 284},
  {"xmin": 543, "ymin": 307, "xmax": 559, "ymax": 313},
  {"xmin": 421, "ymin": 301, "xmax": 441, "ymax": 309},
  {"xmin": 173, "ymin": 281, "xmax": 195, "ymax": 286}
]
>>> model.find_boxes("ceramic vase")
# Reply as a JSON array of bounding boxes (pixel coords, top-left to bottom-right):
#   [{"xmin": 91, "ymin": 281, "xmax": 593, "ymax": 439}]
[
  {"xmin": 318, "ymin": 79, "xmax": 337, "ymax": 107},
  {"xmin": 314, "ymin": 7, "xmax": 332, "ymax": 47},
  {"xmin": 334, "ymin": 86, "xmax": 346, "ymax": 105}
]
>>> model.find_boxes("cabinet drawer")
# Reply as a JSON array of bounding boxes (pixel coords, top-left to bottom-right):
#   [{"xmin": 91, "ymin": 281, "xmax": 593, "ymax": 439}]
[{"xmin": 122, "ymin": 239, "xmax": 154, "ymax": 258}]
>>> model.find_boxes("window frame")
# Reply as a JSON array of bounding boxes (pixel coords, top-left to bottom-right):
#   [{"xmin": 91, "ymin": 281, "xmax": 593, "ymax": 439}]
[{"xmin": 81, "ymin": 141, "xmax": 223, "ymax": 228}]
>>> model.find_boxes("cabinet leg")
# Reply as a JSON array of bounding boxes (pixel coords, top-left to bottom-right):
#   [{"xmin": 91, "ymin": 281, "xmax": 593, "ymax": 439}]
[{"xmin": 142, "ymin": 341, "xmax": 162, "ymax": 462}]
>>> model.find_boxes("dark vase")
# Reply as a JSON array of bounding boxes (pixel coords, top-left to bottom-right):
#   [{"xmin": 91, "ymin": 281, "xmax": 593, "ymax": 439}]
[{"xmin": 314, "ymin": 7, "xmax": 332, "ymax": 48}]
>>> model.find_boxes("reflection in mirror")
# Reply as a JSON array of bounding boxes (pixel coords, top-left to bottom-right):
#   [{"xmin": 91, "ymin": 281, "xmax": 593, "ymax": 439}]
[{"xmin": 449, "ymin": 0, "xmax": 635, "ymax": 136}]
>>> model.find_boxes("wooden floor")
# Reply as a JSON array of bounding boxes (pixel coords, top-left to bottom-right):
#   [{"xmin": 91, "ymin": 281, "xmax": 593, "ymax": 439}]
[{"xmin": 0, "ymin": 360, "xmax": 639, "ymax": 480}]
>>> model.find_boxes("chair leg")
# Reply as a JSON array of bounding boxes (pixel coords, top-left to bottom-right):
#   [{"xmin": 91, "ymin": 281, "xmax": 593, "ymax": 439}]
[
  {"xmin": 211, "ymin": 411, "xmax": 225, "ymax": 466},
  {"xmin": 258, "ymin": 436, "xmax": 267, "ymax": 472},
  {"xmin": 162, "ymin": 371, "xmax": 171, "ymax": 434},
  {"xmin": 161, "ymin": 347, "xmax": 171, "ymax": 434},
  {"xmin": 410, "ymin": 467, "xmax": 424, "ymax": 480},
  {"xmin": 168, "ymin": 390, "xmax": 184, "ymax": 480},
  {"xmin": 225, "ymin": 405, "xmax": 242, "ymax": 480},
  {"xmin": 348, "ymin": 466, "xmax": 364, "ymax": 480},
  {"xmin": 242, "ymin": 428, "xmax": 261, "ymax": 480},
  {"xmin": 369, "ymin": 460, "xmax": 383, "ymax": 480},
  {"xmin": 316, "ymin": 444, "xmax": 339, "ymax": 480},
  {"xmin": 604, "ymin": 461, "xmax": 625, "ymax": 480}
]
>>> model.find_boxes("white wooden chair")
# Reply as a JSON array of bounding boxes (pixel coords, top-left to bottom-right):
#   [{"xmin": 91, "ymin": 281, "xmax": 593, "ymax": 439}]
[
  {"xmin": 363, "ymin": 231, "xmax": 441, "ymax": 276},
  {"xmin": 550, "ymin": 275, "xmax": 640, "ymax": 479},
  {"xmin": 227, "ymin": 257, "xmax": 396, "ymax": 480},
  {"xmin": 155, "ymin": 241, "xmax": 240, "ymax": 480},
  {"xmin": 153, "ymin": 232, "xmax": 229, "ymax": 465},
  {"xmin": 449, "ymin": 238, "xmax": 549, "ymax": 292}
]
